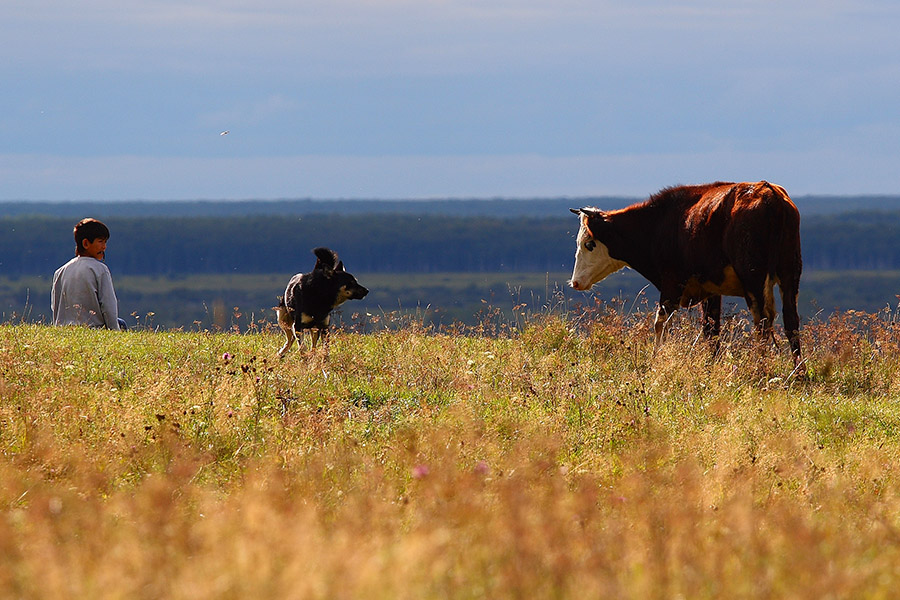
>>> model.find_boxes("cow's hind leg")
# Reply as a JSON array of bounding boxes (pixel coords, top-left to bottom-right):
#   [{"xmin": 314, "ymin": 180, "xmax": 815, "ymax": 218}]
[{"xmin": 778, "ymin": 274, "xmax": 803, "ymax": 369}]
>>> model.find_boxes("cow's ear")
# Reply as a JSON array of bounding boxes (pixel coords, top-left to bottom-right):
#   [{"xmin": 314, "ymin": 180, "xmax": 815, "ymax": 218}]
[
  {"xmin": 575, "ymin": 211, "xmax": 593, "ymax": 239},
  {"xmin": 573, "ymin": 207, "xmax": 608, "ymax": 220},
  {"xmin": 581, "ymin": 208, "xmax": 613, "ymax": 239}
]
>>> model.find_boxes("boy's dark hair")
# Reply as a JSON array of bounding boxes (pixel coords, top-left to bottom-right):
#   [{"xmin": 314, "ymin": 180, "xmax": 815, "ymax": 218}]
[{"xmin": 74, "ymin": 218, "xmax": 110, "ymax": 255}]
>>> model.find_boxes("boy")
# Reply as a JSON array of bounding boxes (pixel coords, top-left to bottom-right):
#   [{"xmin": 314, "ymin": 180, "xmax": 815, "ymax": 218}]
[{"xmin": 51, "ymin": 218, "xmax": 126, "ymax": 330}]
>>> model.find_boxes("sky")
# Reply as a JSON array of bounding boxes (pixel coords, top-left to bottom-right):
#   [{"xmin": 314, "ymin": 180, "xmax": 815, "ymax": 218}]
[{"xmin": 2, "ymin": 0, "xmax": 899, "ymax": 201}]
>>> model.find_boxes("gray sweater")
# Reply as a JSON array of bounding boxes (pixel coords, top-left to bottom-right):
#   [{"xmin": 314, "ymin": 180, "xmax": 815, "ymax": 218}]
[{"xmin": 51, "ymin": 256, "xmax": 121, "ymax": 329}]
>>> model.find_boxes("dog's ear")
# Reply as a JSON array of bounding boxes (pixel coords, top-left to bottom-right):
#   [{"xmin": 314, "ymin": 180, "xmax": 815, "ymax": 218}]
[
  {"xmin": 312, "ymin": 247, "xmax": 339, "ymax": 272},
  {"xmin": 336, "ymin": 260, "xmax": 345, "ymax": 272}
]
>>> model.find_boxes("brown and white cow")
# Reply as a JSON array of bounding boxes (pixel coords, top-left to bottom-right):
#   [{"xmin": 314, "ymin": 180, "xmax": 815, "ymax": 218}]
[{"xmin": 570, "ymin": 181, "xmax": 802, "ymax": 365}]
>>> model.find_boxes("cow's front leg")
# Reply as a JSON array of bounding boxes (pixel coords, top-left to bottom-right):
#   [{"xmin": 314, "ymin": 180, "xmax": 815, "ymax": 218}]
[
  {"xmin": 744, "ymin": 289, "xmax": 776, "ymax": 348},
  {"xmin": 700, "ymin": 295, "xmax": 722, "ymax": 339},
  {"xmin": 653, "ymin": 299, "xmax": 678, "ymax": 349}
]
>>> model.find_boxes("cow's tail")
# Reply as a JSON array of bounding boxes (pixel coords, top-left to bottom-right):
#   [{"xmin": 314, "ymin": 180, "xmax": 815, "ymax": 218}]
[
  {"xmin": 763, "ymin": 182, "xmax": 803, "ymax": 363},
  {"xmin": 763, "ymin": 182, "xmax": 802, "ymax": 283},
  {"xmin": 756, "ymin": 182, "xmax": 800, "ymax": 276}
]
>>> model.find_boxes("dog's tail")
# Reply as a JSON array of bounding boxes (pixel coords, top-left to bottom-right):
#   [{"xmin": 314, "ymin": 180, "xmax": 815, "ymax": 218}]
[
  {"xmin": 275, "ymin": 295, "xmax": 286, "ymax": 310},
  {"xmin": 313, "ymin": 247, "xmax": 340, "ymax": 272}
]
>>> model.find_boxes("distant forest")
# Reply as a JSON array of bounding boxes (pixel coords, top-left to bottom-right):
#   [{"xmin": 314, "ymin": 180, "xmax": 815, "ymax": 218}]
[
  {"xmin": 2, "ymin": 198, "xmax": 900, "ymax": 328},
  {"xmin": 4, "ymin": 194, "xmax": 900, "ymax": 219},
  {"xmin": 1, "ymin": 210, "xmax": 899, "ymax": 277}
]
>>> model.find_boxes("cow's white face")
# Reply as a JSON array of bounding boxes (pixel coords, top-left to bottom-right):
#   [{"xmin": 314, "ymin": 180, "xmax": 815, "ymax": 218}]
[{"xmin": 569, "ymin": 210, "xmax": 627, "ymax": 291}]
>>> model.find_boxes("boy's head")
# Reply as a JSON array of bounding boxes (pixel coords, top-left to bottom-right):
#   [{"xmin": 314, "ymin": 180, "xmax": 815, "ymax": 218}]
[{"xmin": 74, "ymin": 218, "xmax": 110, "ymax": 260}]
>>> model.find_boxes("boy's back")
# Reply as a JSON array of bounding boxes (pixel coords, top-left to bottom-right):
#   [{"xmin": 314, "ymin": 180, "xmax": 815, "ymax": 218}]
[{"xmin": 51, "ymin": 250, "xmax": 121, "ymax": 330}]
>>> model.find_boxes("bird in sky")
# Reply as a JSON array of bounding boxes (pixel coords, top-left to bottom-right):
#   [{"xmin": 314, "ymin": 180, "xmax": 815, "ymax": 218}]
[{"xmin": 220, "ymin": 130, "xmax": 229, "ymax": 136}]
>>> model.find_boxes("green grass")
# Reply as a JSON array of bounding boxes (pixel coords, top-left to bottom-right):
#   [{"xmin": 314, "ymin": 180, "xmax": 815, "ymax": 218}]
[{"xmin": 3, "ymin": 306, "xmax": 900, "ymax": 597}]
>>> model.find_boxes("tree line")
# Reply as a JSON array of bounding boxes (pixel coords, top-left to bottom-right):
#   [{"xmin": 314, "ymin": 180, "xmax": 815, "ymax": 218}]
[
  {"xmin": 2, "ymin": 212, "xmax": 899, "ymax": 277},
  {"xmin": 4, "ymin": 194, "xmax": 900, "ymax": 219}
]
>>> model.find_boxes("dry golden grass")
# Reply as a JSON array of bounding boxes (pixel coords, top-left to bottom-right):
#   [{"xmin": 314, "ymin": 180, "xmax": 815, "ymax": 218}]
[{"xmin": 2, "ymin": 305, "xmax": 900, "ymax": 598}]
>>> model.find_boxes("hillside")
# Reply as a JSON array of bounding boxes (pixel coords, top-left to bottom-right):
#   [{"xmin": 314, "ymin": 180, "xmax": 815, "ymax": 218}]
[
  {"xmin": 4, "ymin": 194, "xmax": 900, "ymax": 218},
  {"xmin": 2, "ymin": 309, "xmax": 900, "ymax": 597},
  {"xmin": 2, "ymin": 205, "xmax": 900, "ymax": 329},
  {"xmin": 2, "ymin": 209, "xmax": 900, "ymax": 277}
]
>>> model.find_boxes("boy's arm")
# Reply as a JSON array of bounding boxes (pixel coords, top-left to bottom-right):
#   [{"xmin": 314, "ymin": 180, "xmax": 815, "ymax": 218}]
[
  {"xmin": 51, "ymin": 272, "xmax": 59, "ymax": 321},
  {"xmin": 96, "ymin": 268, "xmax": 121, "ymax": 330}
]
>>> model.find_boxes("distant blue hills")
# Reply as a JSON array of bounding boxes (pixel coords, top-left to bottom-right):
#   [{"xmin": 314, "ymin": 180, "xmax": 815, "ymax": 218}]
[{"xmin": 2, "ymin": 195, "xmax": 900, "ymax": 218}]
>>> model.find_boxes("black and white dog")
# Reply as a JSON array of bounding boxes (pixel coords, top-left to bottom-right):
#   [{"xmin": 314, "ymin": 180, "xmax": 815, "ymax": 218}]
[{"xmin": 276, "ymin": 247, "xmax": 369, "ymax": 357}]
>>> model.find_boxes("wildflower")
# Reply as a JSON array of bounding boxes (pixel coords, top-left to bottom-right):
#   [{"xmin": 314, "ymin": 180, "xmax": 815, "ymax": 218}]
[
  {"xmin": 412, "ymin": 464, "xmax": 430, "ymax": 479},
  {"xmin": 223, "ymin": 352, "xmax": 232, "ymax": 362},
  {"xmin": 474, "ymin": 461, "xmax": 489, "ymax": 476}
]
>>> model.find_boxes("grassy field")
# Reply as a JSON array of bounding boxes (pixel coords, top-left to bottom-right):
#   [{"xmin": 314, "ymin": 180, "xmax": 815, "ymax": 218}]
[{"xmin": 2, "ymin": 305, "xmax": 900, "ymax": 598}]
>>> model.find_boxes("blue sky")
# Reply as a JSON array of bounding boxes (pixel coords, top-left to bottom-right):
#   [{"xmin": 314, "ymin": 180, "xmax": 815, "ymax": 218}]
[{"xmin": 2, "ymin": 0, "xmax": 899, "ymax": 200}]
